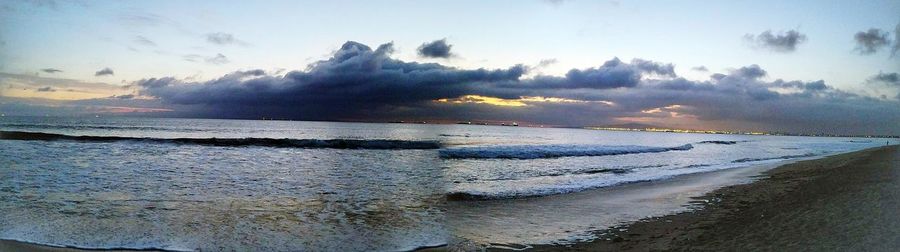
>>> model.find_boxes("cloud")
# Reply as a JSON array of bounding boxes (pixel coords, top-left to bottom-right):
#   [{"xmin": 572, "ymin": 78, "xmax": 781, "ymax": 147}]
[
  {"xmin": 865, "ymin": 72, "xmax": 900, "ymax": 102},
  {"xmin": 206, "ymin": 32, "xmax": 246, "ymax": 46},
  {"xmin": 868, "ymin": 72, "xmax": 899, "ymax": 86},
  {"xmin": 126, "ymin": 40, "xmax": 900, "ymax": 135},
  {"xmin": 183, "ymin": 53, "xmax": 230, "ymax": 65},
  {"xmin": 537, "ymin": 59, "xmax": 558, "ymax": 68},
  {"xmin": 691, "ymin": 66, "xmax": 708, "ymax": 72},
  {"xmin": 0, "ymin": 96, "xmax": 172, "ymax": 117},
  {"xmin": 732, "ymin": 64, "xmax": 767, "ymax": 80},
  {"xmin": 417, "ymin": 39, "xmax": 453, "ymax": 58},
  {"xmin": 139, "ymin": 41, "xmax": 527, "ymax": 113},
  {"xmin": 109, "ymin": 94, "xmax": 135, "ymax": 99},
  {"xmin": 853, "ymin": 28, "xmax": 890, "ymax": 55},
  {"xmin": 1, "ymin": 72, "xmax": 133, "ymax": 100},
  {"xmin": 893, "ymin": 23, "xmax": 900, "ymax": 57},
  {"xmin": 134, "ymin": 35, "xmax": 156, "ymax": 46},
  {"xmin": 94, "ymin": 67, "xmax": 114, "ymax": 76},
  {"xmin": 543, "ymin": 0, "xmax": 569, "ymax": 5},
  {"xmin": 744, "ymin": 30, "xmax": 807, "ymax": 52},
  {"xmin": 36, "ymin": 86, "xmax": 55, "ymax": 92},
  {"xmin": 205, "ymin": 53, "xmax": 229, "ymax": 64},
  {"xmin": 40, "ymin": 68, "xmax": 62, "ymax": 73}
]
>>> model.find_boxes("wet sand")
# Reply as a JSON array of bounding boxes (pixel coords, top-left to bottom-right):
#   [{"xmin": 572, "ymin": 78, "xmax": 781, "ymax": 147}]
[{"xmin": 530, "ymin": 145, "xmax": 900, "ymax": 251}]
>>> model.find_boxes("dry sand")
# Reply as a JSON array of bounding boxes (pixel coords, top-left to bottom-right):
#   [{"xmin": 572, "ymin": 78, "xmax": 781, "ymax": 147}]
[{"xmin": 529, "ymin": 145, "xmax": 900, "ymax": 251}]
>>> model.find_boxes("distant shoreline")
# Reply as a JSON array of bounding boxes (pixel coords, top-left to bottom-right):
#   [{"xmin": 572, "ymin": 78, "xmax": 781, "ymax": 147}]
[{"xmin": 527, "ymin": 145, "xmax": 900, "ymax": 251}]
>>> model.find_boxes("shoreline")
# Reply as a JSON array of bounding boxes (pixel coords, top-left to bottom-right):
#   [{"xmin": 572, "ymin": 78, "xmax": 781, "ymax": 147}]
[
  {"xmin": 0, "ymin": 239, "xmax": 176, "ymax": 252},
  {"xmin": 529, "ymin": 145, "xmax": 900, "ymax": 251},
  {"xmin": 4, "ymin": 146, "xmax": 896, "ymax": 251}
]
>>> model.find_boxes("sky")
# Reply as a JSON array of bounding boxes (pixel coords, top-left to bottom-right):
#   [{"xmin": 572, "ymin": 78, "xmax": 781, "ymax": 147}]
[{"xmin": 1, "ymin": 0, "xmax": 899, "ymax": 135}]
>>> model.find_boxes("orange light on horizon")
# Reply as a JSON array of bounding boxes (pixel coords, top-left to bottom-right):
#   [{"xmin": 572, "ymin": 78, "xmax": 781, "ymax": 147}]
[{"xmin": 434, "ymin": 95, "xmax": 614, "ymax": 107}]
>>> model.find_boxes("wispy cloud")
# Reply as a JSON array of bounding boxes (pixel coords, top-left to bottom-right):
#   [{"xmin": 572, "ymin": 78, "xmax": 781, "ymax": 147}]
[
  {"xmin": 853, "ymin": 28, "xmax": 890, "ymax": 55},
  {"xmin": 183, "ymin": 53, "xmax": 229, "ymax": 65},
  {"xmin": 206, "ymin": 32, "xmax": 247, "ymax": 46},
  {"xmin": 40, "ymin": 68, "xmax": 62, "ymax": 73},
  {"xmin": 134, "ymin": 35, "xmax": 156, "ymax": 47},
  {"xmin": 0, "ymin": 72, "xmax": 131, "ymax": 100},
  {"xmin": 868, "ymin": 72, "xmax": 899, "ymax": 86}
]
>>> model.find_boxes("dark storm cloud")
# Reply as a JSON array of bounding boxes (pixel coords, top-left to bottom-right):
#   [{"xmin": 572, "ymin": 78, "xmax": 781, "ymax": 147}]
[
  {"xmin": 36, "ymin": 86, "xmax": 55, "ymax": 92},
  {"xmin": 140, "ymin": 41, "xmax": 527, "ymax": 113},
  {"xmin": 40, "ymin": 68, "xmax": 62, "ymax": 73},
  {"xmin": 417, "ymin": 39, "xmax": 453, "ymax": 58},
  {"xmin": 744, "ymin": 30, "xmax": 807, "ymax": 52},
  {"xmin": 853, "ymin": 28, "xmax": 890, "ymax": 55},
  {"xmin": 94, "ymin": 67, "xmax": 114, "ymax": 76},
  {"xmin": 129, "ymin": 41, "xmax": 900, "ymax": 135},
  {"xmin": 515, "ymin": 57, "xmax": 675, "ymax": 90}
]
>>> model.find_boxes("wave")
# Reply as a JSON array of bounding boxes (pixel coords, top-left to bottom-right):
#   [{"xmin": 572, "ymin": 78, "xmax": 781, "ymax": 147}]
[
  {"xmin": 731, "ymin": 153, "xmax": 816, "ymax": 163},
  {"xmin": 439, "ymin": 144, "xmax": 693, "ymax": 159},
  {"xmin": 697, "ymin": 140, "xmax": 746, "ymax": 145},
  {"xmin": 446, "ymin": 178, "xmax": 656, "ymax": 201},
  {"xmin": 0, "ymin": 238, "xmax": 190, "ymax": 252},
  {"xmin": 0, "ymin": 131, "xmax": 441, "ymax": 149}
]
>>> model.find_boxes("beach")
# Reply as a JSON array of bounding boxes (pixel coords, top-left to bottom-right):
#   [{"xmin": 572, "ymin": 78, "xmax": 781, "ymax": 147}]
[
  {"xmin": 530, "ymin": 145, "xmax": 900, "ymax": 251},
  {"xmin": 3, "ymin": 144, "xmax": 895, "ymax": 251},
  {"xmin": 0, "ymin": 117, "xmax": 895, "ymax": 251}
]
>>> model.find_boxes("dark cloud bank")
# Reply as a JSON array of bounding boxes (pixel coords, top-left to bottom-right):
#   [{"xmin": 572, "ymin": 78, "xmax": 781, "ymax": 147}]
[{"xmin": 122, "ymin": 41, "xmax": 900, "ymax": 135}]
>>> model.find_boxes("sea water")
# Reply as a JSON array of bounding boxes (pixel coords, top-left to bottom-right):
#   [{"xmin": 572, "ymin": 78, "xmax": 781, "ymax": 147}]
[{"xmin": 0, "ymin": 116, "xmax": 892, "ymax": 251}]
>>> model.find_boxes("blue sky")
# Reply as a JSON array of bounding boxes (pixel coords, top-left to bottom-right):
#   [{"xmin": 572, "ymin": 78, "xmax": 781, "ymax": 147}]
[
  {"xmin": 3, "ymin": 0, "xmax": 897, "ymax": 85},
  {"xmin": 1, "ymin": 0, "xmax": 899, "ymax": 134}
]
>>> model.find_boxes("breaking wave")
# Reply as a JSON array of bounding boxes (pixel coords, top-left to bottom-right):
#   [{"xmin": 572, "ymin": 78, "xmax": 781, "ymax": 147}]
[
  {"xmin": 697, "ymin": 140, "xmax": 746, "ymax": 145},
  {"xmin": 0, "ymin": 131, "xmax": 442, "ymax": 149},
  {"xmin": 439, "ymin": 144, "xmax": 693, "ymax": 159},
  {"xmin": 0, "ymin": 238, "xmax": 191, "ymax": 252},
  {"xmin": 731, "ymin": 153, "xmax": 816, "ymax": 163}
]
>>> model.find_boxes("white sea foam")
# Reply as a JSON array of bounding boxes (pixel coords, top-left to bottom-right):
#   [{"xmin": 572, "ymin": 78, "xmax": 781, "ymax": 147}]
[
  {"xmin": 439, "ymin": 144, "xmax": 694, "ymax": 159},
  {"xmin": 447, "ymin": 159, "xmax": 790, "ymax": 200}
]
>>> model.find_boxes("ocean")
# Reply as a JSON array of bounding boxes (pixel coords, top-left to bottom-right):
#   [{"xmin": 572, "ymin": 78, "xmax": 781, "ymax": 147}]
[{"xmin": 0, "ymin": 116, "xmax": 892, "ymax": 251}]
